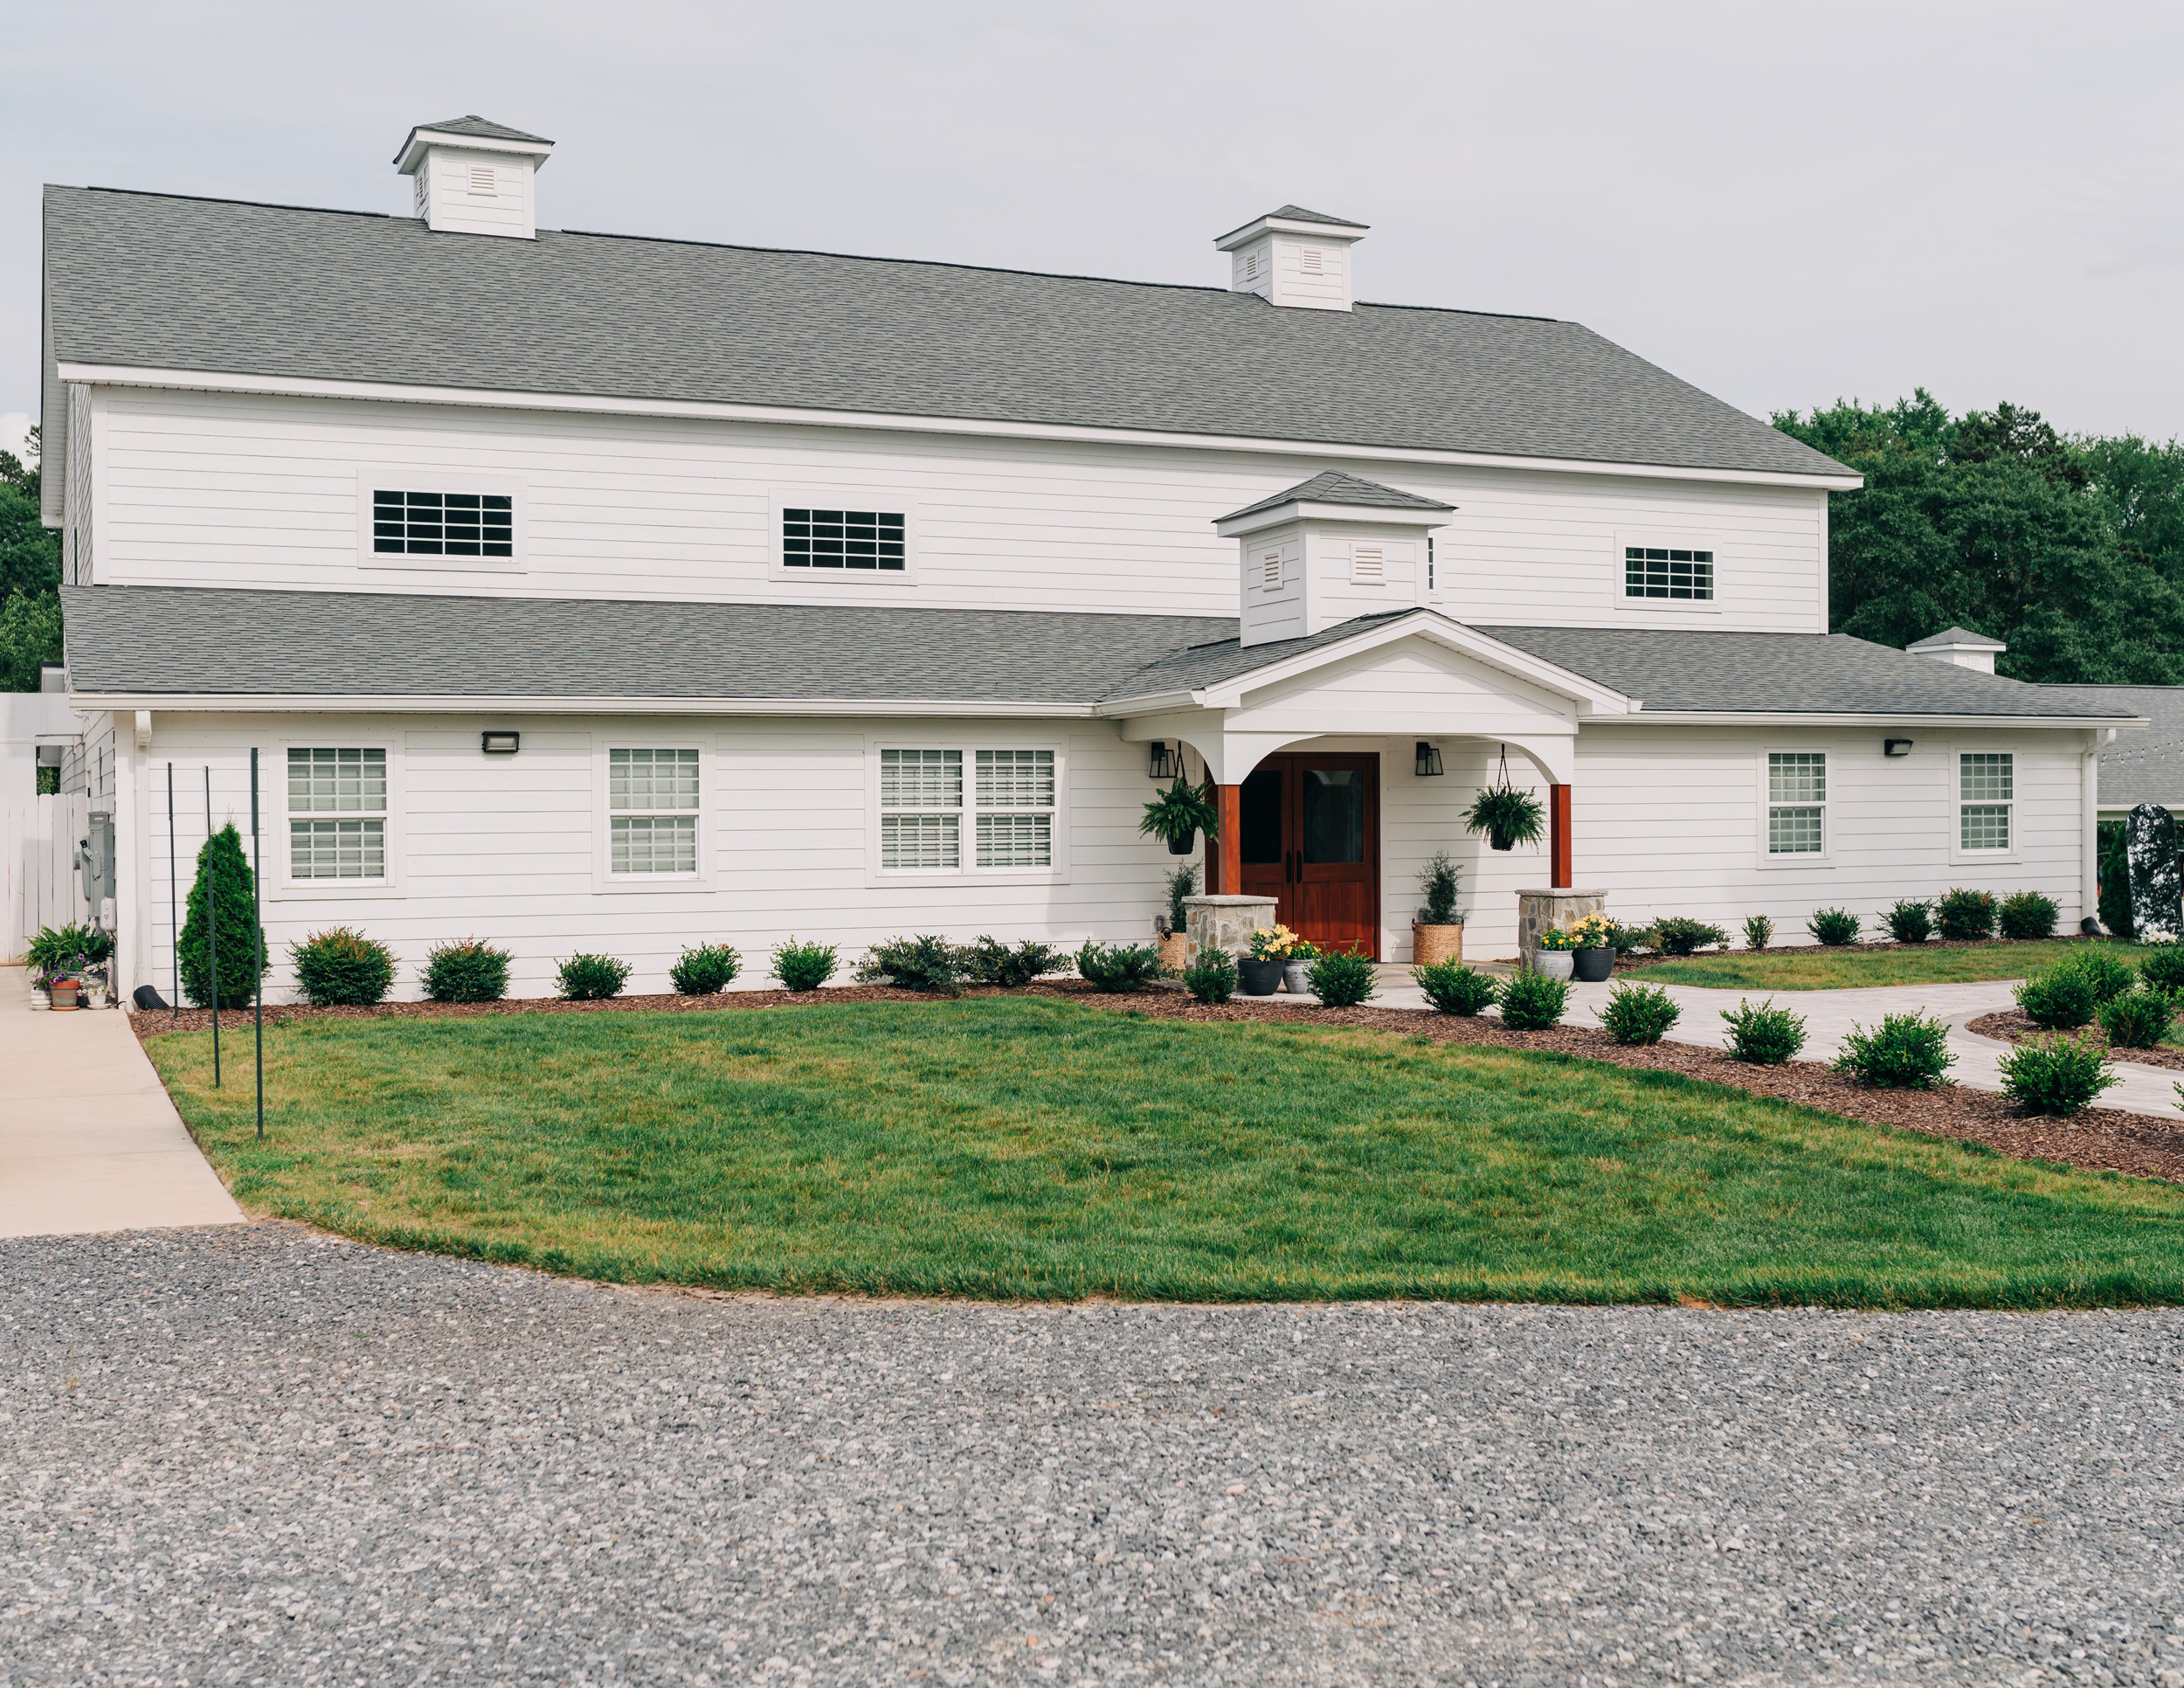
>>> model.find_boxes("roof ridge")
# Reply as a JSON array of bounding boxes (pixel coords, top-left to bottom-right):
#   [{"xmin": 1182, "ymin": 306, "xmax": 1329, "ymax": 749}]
[{"xmin": 57, "ymin": 183, "xmax": 397, "ymax": 221}]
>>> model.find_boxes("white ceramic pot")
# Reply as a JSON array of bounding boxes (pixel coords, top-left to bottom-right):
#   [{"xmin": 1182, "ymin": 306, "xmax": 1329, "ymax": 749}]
[
  {"xmin": 1282, "ymin": 960, "xmax": 1311, "ymax": 993},
  {"xmin": 30, "ymin": 988, "xmax": 50, "ymax": 1011},
  {"xmin": 1533, "ymin": 951, "xmax": 1575, "ymax": 982}
]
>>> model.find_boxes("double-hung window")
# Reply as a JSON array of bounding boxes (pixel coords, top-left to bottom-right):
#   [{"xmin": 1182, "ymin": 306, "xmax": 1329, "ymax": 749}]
[
  {"xmin": 1959, "ymin": 752, "xmax": 2013, "ymax": 852},
  {"xmin": 610, "ymin": 748, "xmax": 700, "ymax": 875},
  {"xmin": 879, "ymin": 747, "xmax": 1057, "ymax": 872},
  {"xmin": 1766, "ymin": 751, "xmax": 1826, "ymax": 855},
  {"xmin": 289, "ymin": 748, "xmax": 386, "ymax": 879}
]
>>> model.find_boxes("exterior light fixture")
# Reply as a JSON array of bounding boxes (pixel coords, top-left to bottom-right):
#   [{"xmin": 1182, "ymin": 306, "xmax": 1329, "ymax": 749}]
[
  {"xmin": 1883, "ymin": 738, "xmax": 1912, "ymax": 758},
  {"xmin": 1414, "ymin": 740, "xmax": 1444, "ymax": 777},
  {"xmin": 1147, "ymin": 741, "xmax": 1180, "ymax": 780},
  {"xmin": 481, "ymin": 730, "xmax": 522, "ymax": 755}
]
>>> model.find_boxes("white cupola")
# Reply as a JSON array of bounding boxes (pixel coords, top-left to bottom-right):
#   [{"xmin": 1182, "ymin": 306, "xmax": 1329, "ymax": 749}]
[
  {"xmin": 1216, "ymin": 472, "xmax": 1455, "ymax": 647},
  {"xmin": 394, "ymin": 114, "xmax": 555, "ymax": 239},
  {"xmin": 1907, "ymin": 626, "xmax": 2007, "ymax": 674},
  {"xmin": 1213, "ymin": 204, "xmax": 1368, "ymax": 311}
]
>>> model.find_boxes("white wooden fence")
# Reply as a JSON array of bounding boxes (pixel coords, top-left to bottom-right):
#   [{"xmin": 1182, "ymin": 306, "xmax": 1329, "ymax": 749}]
[{"xmin": 1, "ymin": 793, "xmax": 89, "ymax": 961}]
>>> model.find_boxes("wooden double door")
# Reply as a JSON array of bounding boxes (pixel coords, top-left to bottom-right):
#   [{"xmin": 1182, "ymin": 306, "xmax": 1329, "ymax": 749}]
[{"xmin": 1237, "ymin": 752, "xmax": 1381, "ymax": 958}]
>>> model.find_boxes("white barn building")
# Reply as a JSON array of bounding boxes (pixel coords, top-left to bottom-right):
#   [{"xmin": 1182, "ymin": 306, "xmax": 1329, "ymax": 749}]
[{"xmin": 38, "ymin": 115, "xmax": 2142, "ymax": 1002}]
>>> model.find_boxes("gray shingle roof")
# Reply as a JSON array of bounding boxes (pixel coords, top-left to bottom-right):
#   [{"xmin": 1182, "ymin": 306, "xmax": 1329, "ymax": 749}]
[
  {"xmin": 1218, "ymin": 472, "xmax": 1455, "ymax": 524},
  {"xmin": 41, "ymin": 185, "xmax": 1851, "ymax": 499},
  {"xmin": 61, "ymin": 586, "xmax": 2139, "ymax": 723},
  {"xmin": 398, "ymin": 114, "xmax": 554, "ymax": 155},
  {"xmin": 1217, "ymin": 204, "xmax": 1370, "ymax": 239},
  {"xmin": 2041, "ymin": 684, "xmax": 2184, "ymax": 806},
  {"xmin": 1476, "ymin": 626, "xmax": 2143, "ymax": 719},
  {"xmin": 1907, "ymin": 626, "xmax": 2003, "ymax": 649}
]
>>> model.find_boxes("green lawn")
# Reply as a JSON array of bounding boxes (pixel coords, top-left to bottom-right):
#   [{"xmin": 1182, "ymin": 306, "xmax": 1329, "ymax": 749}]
[
  {"xmin": 149, "ymin": 996, "xmax": 2184, "ymax": 1308},
  {"xmin": 1635, "ymin": 938, "xmax": 2145, "ymax": 991}
]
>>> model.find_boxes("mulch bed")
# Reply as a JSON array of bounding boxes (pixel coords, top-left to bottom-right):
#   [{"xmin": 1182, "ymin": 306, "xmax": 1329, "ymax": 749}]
[
  {"xmin": 1967, "ymin": 1008, "xmax": 2184, "ymax": 1075},
  {"xmin": 134, "ymin": 979, "xmax": 2184, "ymax": 1187}
]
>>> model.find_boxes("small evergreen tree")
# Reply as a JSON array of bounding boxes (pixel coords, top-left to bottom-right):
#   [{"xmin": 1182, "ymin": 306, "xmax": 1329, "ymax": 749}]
[{"xmin": 177, "ymin": 823, "xmax": 264, "ymax": 1009}]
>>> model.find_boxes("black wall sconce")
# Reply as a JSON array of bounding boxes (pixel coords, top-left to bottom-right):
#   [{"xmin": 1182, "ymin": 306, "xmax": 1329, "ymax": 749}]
[
  {"xmin": 481, "ymin": 730, "xmax": 522, "ymax": 755},
  {"xmin": 1147, "ymin": 741, "xmax": 1181, "ymax": 780},
  {"xmin": 1883, "ymin": 738, "xmax": 1913, "ymax": 758},
  {"xmin": 1414, "ymin": 740, "xmax": 1444, "ymax": 777}
]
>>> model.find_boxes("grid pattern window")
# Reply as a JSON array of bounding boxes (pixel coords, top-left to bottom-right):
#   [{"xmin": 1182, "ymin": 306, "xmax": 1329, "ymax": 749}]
[
  {"xmin": 610, "ymin": 748, "xmax": 700, "ymax": 875},
  {"xmin": 975, "ymin": 751, "xmax": 1055, "ymax": 868},
  {"xmin": 373, "ymin": 490, "xmax": 513, "ymax": 557},
  {"xmin": 1767, "ymin": 751, "xmax": 1826, "ymax": 854},
  {"xmin": 881, "ymin": 750, "xmax": 962, "ymax": 868},
  {"xmin": 1960, "ymin": 752, "xmax": 2014, "ymax": 851},
  {"xmin": 289, "ymin": 748, "xmax": 387, "ymax": 879},
  {"xmin": 784, "ymin": 508, "xmax": 906, "ymax": 571},
  {"xmin": 1625, "ymin": 545, "xmax": 1714, "ymax": 600}
]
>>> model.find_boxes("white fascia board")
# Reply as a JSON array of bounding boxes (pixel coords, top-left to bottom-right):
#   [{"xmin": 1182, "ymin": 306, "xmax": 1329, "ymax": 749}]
[
  {"xmin": 395, "ymin": 131, "xmax": 553, "ymax": 173},
  {"xmin": 1097, "ymin": 612, "xmax": 1638, "ymax": 717},
  {"xmin": 53, "ymin": 363, "xmax": 1867, "ymax": 492},
  {"xmin": 1215, "ymin": 501, "xmax": 1453, "ymax": 538},
  {"xmin": 1213, "ymin": 218, "xmax": 1368, "ymax": 252},
  {"xmin": 66, "ymin": 692, "xmax": 1097, "ymax": 718},
  {"xmin": 1593, "ymin": 710, "xmax": 2153, "ymax": 730}
]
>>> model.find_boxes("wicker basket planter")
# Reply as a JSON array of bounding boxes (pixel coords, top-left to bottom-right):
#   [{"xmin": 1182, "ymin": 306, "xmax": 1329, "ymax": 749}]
[
  {"xmin": 1158, "ymin": 932, "xmax": 1191, "ymax": 973},
  {"xmin": 1412, "ymin": 924, "xmax": 1464, "ymax": 967}
]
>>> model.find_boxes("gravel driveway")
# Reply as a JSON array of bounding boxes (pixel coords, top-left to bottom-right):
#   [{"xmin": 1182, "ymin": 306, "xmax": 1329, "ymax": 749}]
[{"xmin": 4, "ymin": 1226, "xmax": 2182, "ymax": 1686}]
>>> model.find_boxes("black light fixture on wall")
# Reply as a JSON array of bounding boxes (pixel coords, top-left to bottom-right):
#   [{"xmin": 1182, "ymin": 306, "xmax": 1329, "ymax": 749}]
[
  {"xmin": 1414, "ymin": 740, "xmax": 1444, "ymax": 777},
  {"xmin": 481, "ymin": 730, "xmax": 522, "ymax": 755},
  {"xmin": 1883, "ymin": 738, "xmax": 1913, "ymax": 758},
  {"xmin": 1147, "ymin": 741, "xmax": 1181, "ymax": 780}
]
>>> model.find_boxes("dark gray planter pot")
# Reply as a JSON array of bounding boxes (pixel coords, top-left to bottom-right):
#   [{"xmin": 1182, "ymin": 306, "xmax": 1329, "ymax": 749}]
[
  {"xmin": 1572, "ymin": 947, "xmax": 1615, "ymax": 983},
  {"xmin": 1238, "ymin": 958, "xmax": 1284, "ymax": 996},
  {"xmin": 1166, "ymin": 829, "xmax": 1196, "ymax": 855}
]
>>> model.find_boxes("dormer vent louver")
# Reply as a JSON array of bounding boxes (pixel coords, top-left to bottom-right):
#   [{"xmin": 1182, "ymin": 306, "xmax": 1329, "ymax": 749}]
[
  {"xmin": 1351, "ymin": 545, "xmax": 1385, "ymax": 582},
  {"xmin": 1261, "ymin": 552, "xmax": 1282, "ymax": 589},
  {"xmin": 468, "ymin": 164, "xmax": 496, "ymax": 194},
  {"xmin": 1301, "ymin": 247, "xmax": 1324, "ymax": 274}
]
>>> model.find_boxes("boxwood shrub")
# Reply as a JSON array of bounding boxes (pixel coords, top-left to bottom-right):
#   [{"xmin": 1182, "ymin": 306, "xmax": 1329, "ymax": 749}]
[
  {"xmin": 2060, "ymin": 944, "xmax": 2136, "ymax": 1006},
  {"xmin": 1650, "ymin": 917, "xmax": 1726, "ymax": 958},
  {"xmin": 859, "ymin": 936, "xmax": 967, "ymax": 995},
  {"xmin": 668, "ymin": 943, "xmax": 741, "ymax": 995},
  {"xmin": 2139, "ymin": 941, "xmax": 2184, "ymax": 997},
  {"xmin": 1885, "ymin": 899, "xmax": 1933, "ymax": 944},
  {"xmin": 1998, "ymin": 890, "xmax": 2060, "ymax": 941},
  {"xmin": 1935, "ymin": 887, "xmax": 1996, "ymax": 941},
  {"xmin": 2098, "ymin": 988, "xmax": 2173, "ymax": 1049},
  {"xmin": 288, "ymin": 926, "xmax": 396, "ymax": 1007},
  {"xmin": 771, "ymin": 939, "xmax": 837, "ymax": 993},
  {"xmin": 1999, "ymin": 1033, "xmax": 2118, "ymax": 1115},
  {"xmin": 557, "ymin": 952, "xmax": 631, "ymax": 1001},
  {"xmin": 1598, "ymin": 981, "xmax": 1680, "ymax": 1046},
  {"xmin": 1807, "ymin": 907, "xmax": 1860, "ymax": 946},
  {"xmin": 1182, "ymin": 948, "xmax": 1237, "ymax": 1004},
  {"xmin": 1721, "ymin": 998, "xmax": 1806, "ymax": 1063},
  {"xmin": 1412, "ymin": 960, "xmax": 1497, "ymax": 1016},
  {"xmin": 1306, "ymin": 951, "xmax": 1378, "ymax": 1007},
  {"xmin": 2015, "ymin": 969, "xmax": 2094, "ymax": 1030},
  {"xmin": 1075, "ymin": 940, "xmax": 1165, "ymax": 993},
  {"xmin": 1833, "ymin": 1012, "xmax": 1953, "ymax": 1089},
  {"xmin": 1497, "ymin": 969, "xmax": 1569, "ymax": 1030},
  {"xmin": 962, "ymin": 937, "xmax": 1068, "ymax": 988},
  {"xmin": 421, "ymin": 938, "xmax": 510, "ymax": 1004}
]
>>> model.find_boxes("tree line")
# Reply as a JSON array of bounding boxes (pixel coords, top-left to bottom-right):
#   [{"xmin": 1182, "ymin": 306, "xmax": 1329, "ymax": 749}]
[
  {"xmin": 0, "ymin": 428, "xmax": 61, "ymax": 692},
  {"xmin": 1775, "ymin": 392, "xmax": 2184, "ymax": 682}
]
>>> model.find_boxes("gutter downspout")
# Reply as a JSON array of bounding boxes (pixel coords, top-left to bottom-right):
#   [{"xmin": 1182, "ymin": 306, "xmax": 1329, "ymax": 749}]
[{"xmin": 2084, "ymin": 728, "xmax": 2115, "ymax": 928}]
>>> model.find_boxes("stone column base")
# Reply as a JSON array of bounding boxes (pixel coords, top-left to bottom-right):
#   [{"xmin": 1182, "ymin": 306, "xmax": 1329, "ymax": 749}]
[
  {"xmin": 1517, "ymin": 888, "xmax": 1606, "ymax": 971},
  {"xmin": 1183, "ymin": 895, "xmax": 1279, "ymax": 965}
]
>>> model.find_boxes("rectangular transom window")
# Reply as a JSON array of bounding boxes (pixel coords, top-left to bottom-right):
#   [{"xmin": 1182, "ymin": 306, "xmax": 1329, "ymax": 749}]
[
  {"xmin": 610, "ymin": 747, "xmax": 700, "ymax": 875},
  {"xmin": 289, "ymin": 748, "xmax": 387, "ymax": 879},
  {"xmin": 1960, "ymin": 752, "xmax": 2013, "ymax": 851},
  {"xmin": 1767, "ymin": 751, "xmax": 1826, "ymax": 854},
  {"xmin": 784, "ymin": 508, "xmax": 906, "ymax": 571},
  {"xmin": 880, "ymin": 747, "xmax": 1056, "ymax": 871},
  {"xmin": 373, "ymin": 490, "xmax": 514, "ymax": 557},
  {"xmin": 1625, "ymin": 546, "xmax": 1714, "ymax": 600}
]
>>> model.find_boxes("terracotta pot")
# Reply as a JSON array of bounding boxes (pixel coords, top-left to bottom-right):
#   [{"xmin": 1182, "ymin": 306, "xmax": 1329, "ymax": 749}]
[
  {"xmin": 50, "ymin": 979, "xmax": 80, "ymax": 1010},
  {"xmin": 1237, "ymin": 958, "xmax": 1283, "ymax": 996},
  {"xmin": 1413, "ymin": 924, "xmax": 1464, "ymax": 967},
  {"xmin": 1158, "ymin": 932, "xmax": 1191, "ymax": 973},
  {"xmin": 1572, "ymin": 947, "xmax": 1615, "ymax": 983},
  {"xmin": 1532, "ymin": 951, "xmax": 1575, "ymax": 982}
]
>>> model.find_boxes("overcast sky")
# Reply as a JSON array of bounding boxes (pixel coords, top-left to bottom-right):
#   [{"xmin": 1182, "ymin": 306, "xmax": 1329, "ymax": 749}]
[{"xmin": 6, "ymin": 0, "xmax": 2181, "ymax": 462}]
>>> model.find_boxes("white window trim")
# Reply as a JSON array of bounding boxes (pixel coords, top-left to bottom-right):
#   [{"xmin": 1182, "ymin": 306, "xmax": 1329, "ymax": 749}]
[
  {"xmin": 771, "ymin": 488, "xmax": 921, "ymax": 585},
  {"xmin": 864, "ymin": 734, "xmax": 1069, "ymax": 888},
  {"xmin": 1949, "ymin": 744, "xmax": 2020, "ymax": 863},
  {"xmin": 270, "ymin": 737, "xmax": 406, "ymax": 901},
  {"xmin": 355, "ymin": 468, "xmax": 527, "ymax": 572},
  {"xmin": 1755, "ymin": 745, "xmax": 1833, "ymax": 869},
  {"xmin": 1615, "ymin": 529, "xmax": 1724, "ymax": 615},
  {"xmin": 592, "ymin": 737, "xmax": 713, "ymax": 892}
]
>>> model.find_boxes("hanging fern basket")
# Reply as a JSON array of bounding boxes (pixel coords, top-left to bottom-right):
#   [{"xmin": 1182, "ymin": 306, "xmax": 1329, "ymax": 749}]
[
  {"xmin": 1139, "ymin": 774, "xmax": 1219, "ymax": 854},
  {"xmin": 1465, "ymin": 750, "xmax": 1545, "ymax": 852}
]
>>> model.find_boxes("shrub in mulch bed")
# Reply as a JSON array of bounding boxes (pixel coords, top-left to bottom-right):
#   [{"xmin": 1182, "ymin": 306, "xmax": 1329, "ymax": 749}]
[
  {"xmin": 134, "ymin": 979, "xmax": 2184, "ymax": 1186},
  {"xmin": 1971, "ymin": 1008, "xmax": 2184, "ymax": 1074}
]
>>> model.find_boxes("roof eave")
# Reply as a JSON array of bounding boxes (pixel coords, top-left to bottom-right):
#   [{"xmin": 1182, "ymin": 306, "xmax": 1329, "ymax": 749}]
[
  {"xmin": 68, "ymin": 691, "xmax": 1102, "ymax": 718},
  {"xmin": 1594, "ymin": 709, "xmax": 2150, "ymax": 729}
]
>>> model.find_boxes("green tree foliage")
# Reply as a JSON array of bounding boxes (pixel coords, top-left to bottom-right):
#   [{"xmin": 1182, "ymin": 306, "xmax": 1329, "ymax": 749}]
[
  {"xmin": 177, "ymin": 823, "xmax": 266, "ymax": 1009},
  {"xmin": 0, "ymin": 432, "xmax": 64, "ymax": 693},
  {"xmin": 1773, "ymin": 393, "xmax": 2184, "ymax": 682}
]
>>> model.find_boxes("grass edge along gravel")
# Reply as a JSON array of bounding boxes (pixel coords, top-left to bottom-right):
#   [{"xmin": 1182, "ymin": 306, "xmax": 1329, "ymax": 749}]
[
  {"xmin": 1634, "ymin": 937, "xmax": 2147, "ymax": 991},
  {"xmin": 143, "ymin": 996, "xmax": 2184, "ymax": 1311}
]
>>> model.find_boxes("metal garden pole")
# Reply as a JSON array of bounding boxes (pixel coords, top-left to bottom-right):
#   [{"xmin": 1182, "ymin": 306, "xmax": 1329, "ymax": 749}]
[
  {"xmin": 167, "ymin": 762, "xmax": 179, "ymax": 1022},
  {"xmin": 204, "ymin": 766, "xmax": 220, "ymax": 1089},
  {"xmin": 251, "ymin": 749, "xmax": 264, "ymax": 1142}
]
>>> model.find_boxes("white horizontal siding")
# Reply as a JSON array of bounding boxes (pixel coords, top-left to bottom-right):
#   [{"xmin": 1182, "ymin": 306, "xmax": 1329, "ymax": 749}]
[{"xmin": 92, "ymin": 387, "xmax": 1829, "ymax": 631}]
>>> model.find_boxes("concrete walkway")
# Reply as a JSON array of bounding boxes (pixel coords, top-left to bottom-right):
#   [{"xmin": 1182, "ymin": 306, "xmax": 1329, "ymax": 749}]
[
  {"xmin": 0, "ymin": 965, "xmax": 242, "ymax": 1238},
  {"xmin": 1255, "ymin": 964, "xmax": 2184, "ymax": 1119}
]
